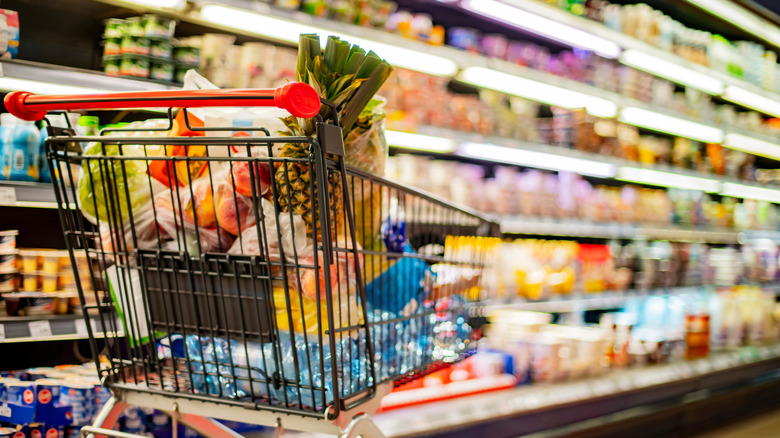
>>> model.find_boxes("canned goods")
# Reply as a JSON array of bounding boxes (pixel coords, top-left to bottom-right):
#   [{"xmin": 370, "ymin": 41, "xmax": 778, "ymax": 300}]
[
  {"xmin": 35, "ymin": 378, "xmax": 62, "ymax": 405},
  {"xmin": 150, "ymin": 39, "xmax": 172, "ymax": 59},
  {"xmin": 5, "ymin": 381, "xmax": 35, "ymax": 405},
  {"xmin": 103, "ymin": 18, "xmax": 126, "ymax": 38},
  {"xmin": 150, "ymin": 62, "xmax": 174, "ymax": 82}
]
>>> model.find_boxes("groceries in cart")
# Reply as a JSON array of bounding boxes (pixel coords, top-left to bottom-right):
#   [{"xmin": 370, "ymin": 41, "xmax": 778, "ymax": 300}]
[{"xmin": 16, "ymin": 33, "xmax": 498, "ymax": 417}]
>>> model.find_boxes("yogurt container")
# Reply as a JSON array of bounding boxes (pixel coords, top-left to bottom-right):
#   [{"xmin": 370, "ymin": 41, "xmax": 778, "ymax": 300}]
[
  {"xmin": 0, "ymin": 230, "xmax": 18, "ymax": 251},
  {"xmin": 0, "ymin": 250, "xmax": 17, "ymax": 270},
  {"xmin": 27, "ymin": 368, "xmax": 56, "ymax": 380},
  {"xmin": 0, "ymin": 270, "xmax": 16, "ymax": 292},
  {"xmin": 34, "ymin": 378, "xmax": 62, "ymax": 405},
  {"xmin": 5, "ymin": 381, "xmax": 35, "ymax": 405},
  {"xmin": 41, "ymin": 273, "xmax": 58, "ymax": 292},
  {"xmin": 18, "ymin": 249, "xmax": 40, "ymax": 272},
  {"xmin": 42, "ymin": 251, "xmax": 67, "ymax": 275},
  {"xmin": 22, "ymin": 272, "xmax": 38, "ymax": 292}
]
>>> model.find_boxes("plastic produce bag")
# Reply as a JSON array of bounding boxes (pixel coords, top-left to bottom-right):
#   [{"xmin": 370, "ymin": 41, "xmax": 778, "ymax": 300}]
[
  {"xmin": 97, "ymin": 205, "xmax": 162, "ymax": 253},
  {"xmin": 287, "ymin": 235, "xmax": 363, "ymax": 302},
  {"xmin": 227, "ymin": 198, "xmax": 308, "ymax": 260},
  {"xmin": 344, "ymin": 99, "xmax": 389, "ymax": 249},
  {"xmin": 182, "ymin": 70, "xmax": 288, "ymax": 135},
  {"xmin": 154, "ymin": 187, "xmax": 234, "ymax": 255},
  {"xmin": 78, "ymin": 142, "xmax": 156, "ymax": 225}
]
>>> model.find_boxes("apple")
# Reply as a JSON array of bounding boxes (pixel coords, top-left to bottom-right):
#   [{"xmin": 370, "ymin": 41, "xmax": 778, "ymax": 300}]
[{"xmin": 216, "ymin": 191, "xmax": 256, "ymax": 236}]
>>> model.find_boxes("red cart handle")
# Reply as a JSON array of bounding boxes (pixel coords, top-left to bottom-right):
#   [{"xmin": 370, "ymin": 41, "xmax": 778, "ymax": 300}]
[{"xmin": 4, "ymin": 82, "xmax": 321, "ymax": 121}]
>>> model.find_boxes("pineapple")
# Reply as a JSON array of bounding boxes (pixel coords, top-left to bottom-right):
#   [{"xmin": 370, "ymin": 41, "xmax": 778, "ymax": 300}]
[
  {"xmin": 275, "ymin": 115, "xmax": 343, "ymax": 237},
  {"xmin": 274, "ymin": 35, "xmax": 393, "ymax": 241}
]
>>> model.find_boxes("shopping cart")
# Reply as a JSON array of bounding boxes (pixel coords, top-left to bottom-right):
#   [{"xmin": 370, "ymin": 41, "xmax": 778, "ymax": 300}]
[{"xmin": 5, "ymin": 84, "xmax": 500, "ymax": 438}]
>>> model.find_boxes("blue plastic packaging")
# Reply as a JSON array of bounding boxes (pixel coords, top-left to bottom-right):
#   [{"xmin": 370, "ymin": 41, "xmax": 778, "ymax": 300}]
[{"xmin": 1, "ymin": 113, "xmax": 40, "ymax": 182}]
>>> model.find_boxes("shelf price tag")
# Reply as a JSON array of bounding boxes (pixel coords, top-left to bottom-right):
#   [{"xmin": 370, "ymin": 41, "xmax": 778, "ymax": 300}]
[
  {"xmin": 0, "ymin": 324, "xmax": 5, "ymax": 342},
  {"xmin": 28, "ymin": 321, "xmax": 52, "ymax": 339},
  {"xmin": 0, "ymin": 187, "xmax": 16, "ymax": 206},
  {"xmin": 75, "ymin": 319, "xmax": 89, "ymax": 337}
]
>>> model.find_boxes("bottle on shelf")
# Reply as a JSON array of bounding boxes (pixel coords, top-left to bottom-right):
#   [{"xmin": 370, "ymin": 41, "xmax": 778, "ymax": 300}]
[{"xmin": 1, "ymin": 113, "xmax": 41, "ymax": 182}]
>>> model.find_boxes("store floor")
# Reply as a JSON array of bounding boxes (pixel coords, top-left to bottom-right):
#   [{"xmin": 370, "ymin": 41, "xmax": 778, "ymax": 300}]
[{"xmin": 689, "ymin": 407, "xmax": 780, "ymax": 438}]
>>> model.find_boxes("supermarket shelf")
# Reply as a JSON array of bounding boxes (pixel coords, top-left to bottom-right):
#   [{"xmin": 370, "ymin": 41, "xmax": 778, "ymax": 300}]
[
  {"xmin": 97, "ymin": 0, "xmax": 780, "ymax": 143},
  {"xmin": 394, "ymin": 125, "xmax": 780, "ymax": 200},
  {"xmin": 499, "ymin": 215, "xmax": 746, "ymax": 243},
  {"xmin": 0, "ymin": 181, "xmax": 58, "ymax": 208},
  {"xmin": 484, "ymin": 284, "xmax": 780, "ymax": 313},
  {"xmin": 0, "ymin": 313, "xmax": 123, "ymax": 344},
  {"xmin": 0, "ymin": 59, "xmax": 179, "ymax": 93},
  {"xmin": 469, "ymin": 0, "xmax": 780, "ymax": 119},
  {"xmin": 373, "ymin": 343, "xmax": 780, "ymax": 438}
]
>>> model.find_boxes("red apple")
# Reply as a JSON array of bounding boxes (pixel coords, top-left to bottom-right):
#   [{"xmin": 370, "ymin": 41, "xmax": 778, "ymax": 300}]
[
  {"xmin": 216, "ymin": 191, "xmax": 256, "ymax": 236},
  {"xmin": 231, "ymin": 160, "xmax": 272, "ymax": 198}
]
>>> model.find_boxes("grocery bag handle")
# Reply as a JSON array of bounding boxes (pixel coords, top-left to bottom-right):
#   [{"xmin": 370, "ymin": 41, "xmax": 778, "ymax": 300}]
[{"xmin": 4, "ymin": 82, "xmax": 321, "ymax": 121}]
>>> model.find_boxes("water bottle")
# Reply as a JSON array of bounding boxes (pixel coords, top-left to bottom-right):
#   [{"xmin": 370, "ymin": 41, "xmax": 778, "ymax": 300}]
[{"xmin": 2, "ymin": 113, "xmax": 41, "ymax": 182}]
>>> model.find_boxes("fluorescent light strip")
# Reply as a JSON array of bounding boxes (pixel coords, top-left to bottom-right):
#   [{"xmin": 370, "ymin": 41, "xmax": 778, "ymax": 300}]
[
  {"xmin": 620, "ymin": 49, "xmax": 723, "ymax": 95},
  {"xmin": 0, "ymin": 77, "xmax": 111, "ymax": 95},
  {"xmin": 721, "ymin": 182, "xmax": 780, "ymax": 204},
  {"xmin": 462, "ymin": 0, "xmax": 621, "ymax": 58},
  {"xmin": 619, "ymin": 107, "xmax": 724, "ymax": 143},
  {"xmin": 722, "ymin": 133, "xmax": 780, "ymax": 160},
  {"xmin": 199, "ymin": 4, "xmax": 458, "ymax": 76},
  {"xmin": 458, "ymin": 142, "xmax": 617, "ymax": 178},
  {"xmin": 684, "ymin": 0, "xmax": 780, "ymax": 49},
  {"xmin": 617, "ymin": 167, "xmax": 720, "ymax": 192},
  {"xmin": 385, "ymin": 130, "xmax": 457, "ymax": 153},
  {"xmin": 722, "ymin": 85, "xmax": 780, "ymax": 118},
  {"xmin": 116, "ymin": 0, "xmax": 186, "ymax": 9},
  {"xmin": 460, "ymin": 66, "xmax": 617, "ymax": 118}
]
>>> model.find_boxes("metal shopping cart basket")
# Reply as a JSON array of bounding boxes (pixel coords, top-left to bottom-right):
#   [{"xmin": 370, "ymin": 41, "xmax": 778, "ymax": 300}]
[{"xmin": 5, "ymin": 84, "xmax": 500, "ymax": 438}]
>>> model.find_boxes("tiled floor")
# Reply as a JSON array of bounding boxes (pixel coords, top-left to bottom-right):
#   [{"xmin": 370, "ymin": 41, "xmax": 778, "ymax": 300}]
[{"xmin": 691, "ymin": 408, "xmax": 780, "ymax": 438}]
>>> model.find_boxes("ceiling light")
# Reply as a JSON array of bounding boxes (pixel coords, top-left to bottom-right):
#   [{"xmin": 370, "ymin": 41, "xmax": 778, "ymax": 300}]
[
  {"xmin": 199, "ymin": 5, "xmax": 458, "ymax": 76},
  {"xmin": 462, "ymin": 0, "xmax": 621, "ymax": 58},
  {"xmin": 618, "ymin": 107, "xmax": 724, "ymax": 143},
  {"xmin": 721, "ymin": 182, "xmax": 780, "ymax": 203},
  {"xmin": 113, "ymin": 0, "xmax": 186, "ymax": 9},
  {"xmin": 385, "ymin": 130, "xmax": 457, "ymax": 153},
  {"xmin": 617, "ymin": 167, "xmax": 720, "ymax": 192},
  {"xmin": 458, "ymin": 142, "xmax": 617, "ymax": 178},
  {"xmin": 722, "ymin": 133, "xmax": 780, "ymax": 160},
  {"xmin": 722, "ymin": 85, "xmax": 780, "ymax": 118},
  {"xmin": 620, "ymin": 49, "xmax": 724, "ymax": 95},
  {"xmin": 460, "ymin": 66, "xmax": 618, "ymax": 118},
  {"xmin": 0, "ymin": 77, "xmax": 110, "ymax": 95},
  {"xmin": 683, "ymin": 0, "xmax": 780, "ymax": 49}
]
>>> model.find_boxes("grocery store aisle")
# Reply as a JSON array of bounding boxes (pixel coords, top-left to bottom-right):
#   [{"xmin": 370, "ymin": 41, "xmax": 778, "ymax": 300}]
[{"xmin": 689, "ymin": 407, "xmax": 780, "ymax": 438}]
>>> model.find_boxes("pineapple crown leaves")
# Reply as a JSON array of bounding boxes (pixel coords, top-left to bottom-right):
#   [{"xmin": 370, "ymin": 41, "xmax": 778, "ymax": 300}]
[{"xmin": 290, "ymin": 34, "xmax": 394, "ymax": 136}]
